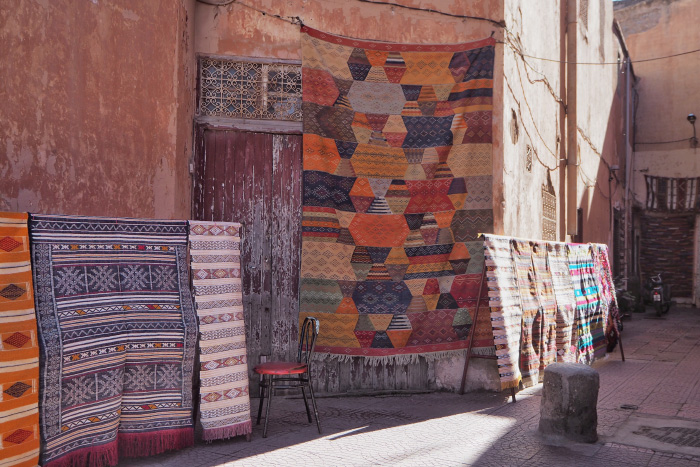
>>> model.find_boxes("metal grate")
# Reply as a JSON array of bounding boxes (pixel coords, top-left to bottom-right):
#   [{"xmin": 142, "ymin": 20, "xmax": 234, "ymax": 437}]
[
  {"xmin": 198, "ymin": 57, "xmax": 302, "ymax": 121},
  {"xmin": 542, "ymin": 175, "xmax": 557, "ymax": 241}
]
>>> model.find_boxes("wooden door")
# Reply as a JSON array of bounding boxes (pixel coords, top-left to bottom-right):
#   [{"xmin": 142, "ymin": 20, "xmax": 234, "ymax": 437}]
[
  {"xmin": 193, "ymin": 128, "xmax": 303, "ymax": 392},
  {"xmin": 193, "ymin": 127, "xmax": 434, "ymax": 394}
]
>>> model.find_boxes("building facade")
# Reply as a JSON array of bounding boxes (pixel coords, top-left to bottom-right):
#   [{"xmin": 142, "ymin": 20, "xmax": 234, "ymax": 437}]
[
  {"xmin": 616, "ymin": 0, "xmax": 700, "ymax": 305},
  {"xmin": 2, "ymin": 0, "xmax": 630, "ymax": 392}
]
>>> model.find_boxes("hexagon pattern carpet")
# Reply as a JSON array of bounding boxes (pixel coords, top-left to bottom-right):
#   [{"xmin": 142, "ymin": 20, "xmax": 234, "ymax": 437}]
[{"xmin": 300, "ymin": 27, "xmax": 496, "ymax": 361}]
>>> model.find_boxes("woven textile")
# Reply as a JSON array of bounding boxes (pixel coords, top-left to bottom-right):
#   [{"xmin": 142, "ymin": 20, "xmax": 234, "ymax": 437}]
[
  {"xmin": 188, "ymin": 221, "xmax": 251, "ymax": 441},
  {"xmin": 510, "ymin": 240, "xmax": 542, "ymax": 387},
  {"xmin": 300, "ymin": 27, "xmax": 496, "ymax": 361},
  {"xmin": 546, "ymin": 243, "xmax": 576, "ymax": 363},
  {"xmin": 530, "ymin": 242, "xmax": 557, "ymax": 375},
  {"xmin": 566, "ymin": 243, "xmax": 604, "ymax": 364},
  {"xmin": 593, "ymin": 244, "xmax": 619, "ymax": 343},
  {"xmin": 0, "ymin": 213, "xmax": 40, "ymax": 467},
  {"xmin": 31, "ymin": 215, "xmax": 196, "ymax": 467},
  {"xmin": 483, "ymin": 235, "xmax": 522, "ymax": 390}
]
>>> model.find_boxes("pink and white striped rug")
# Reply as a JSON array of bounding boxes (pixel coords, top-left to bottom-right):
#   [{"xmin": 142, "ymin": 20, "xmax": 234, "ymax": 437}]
[{"xmin": 188, "ymin": 221, "xmax": 251, "ymax": 441}]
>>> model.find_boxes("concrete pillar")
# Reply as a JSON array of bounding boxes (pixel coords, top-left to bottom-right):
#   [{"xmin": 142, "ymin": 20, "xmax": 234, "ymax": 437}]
[{"xmin": 538, "ymin": 362, "xmax": 599, "ymax": 443}]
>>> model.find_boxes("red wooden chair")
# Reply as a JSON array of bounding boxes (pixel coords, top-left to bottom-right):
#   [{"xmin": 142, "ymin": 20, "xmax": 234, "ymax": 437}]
[{"xmin": 254, "ymin": 316, "xmax": 321, "ymax": 438}]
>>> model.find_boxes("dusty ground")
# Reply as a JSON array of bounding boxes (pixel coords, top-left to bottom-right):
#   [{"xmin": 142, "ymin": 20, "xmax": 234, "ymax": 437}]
[{"xmin": 121, "ymin": 305, "xmax": 700, "ymax": 466}]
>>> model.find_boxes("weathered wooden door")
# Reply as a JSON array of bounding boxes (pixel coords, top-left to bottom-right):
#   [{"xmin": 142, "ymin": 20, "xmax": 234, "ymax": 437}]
[
  {"xmin": 192, "ymin": 128, "xmax": 303, "ymax": 391},
  {"xmin": 193, "ymin": 126, "xmax": 434, "ymax": 395}
]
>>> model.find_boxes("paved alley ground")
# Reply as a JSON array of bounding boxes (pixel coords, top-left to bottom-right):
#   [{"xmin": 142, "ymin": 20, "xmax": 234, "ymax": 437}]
[{"xmin": 122, "ymin": 305, "xmax": 700, "ymax": 466}]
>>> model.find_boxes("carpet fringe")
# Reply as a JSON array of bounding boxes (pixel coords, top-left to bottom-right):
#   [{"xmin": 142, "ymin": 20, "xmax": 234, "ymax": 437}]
[
  {"xmin": 312, "ymin": 348, "xmax": 499, "ymax": 366},
  {"xmin": 118, "ymin": 427, "xmax": 194, "ymax": 458},
  {"xmin": 500, "ymin": 377, "xmax": 522, "ymax": 391},
  {"xmin": 44, "ymin": 440, "xmax": 118, "ymax": 467},
  {"xmin": 202, "ymin": 420, "xmax": 252, "ymax": 442}
]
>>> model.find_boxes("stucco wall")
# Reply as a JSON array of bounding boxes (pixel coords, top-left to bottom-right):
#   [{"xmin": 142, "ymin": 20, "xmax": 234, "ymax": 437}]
[
  {"xmin": 501, "ymin": 0, "xmax": 625, "ymax": 246},
  {"xmin": 196, "ymin": 0, "xmax": 503, "ymax": 59},
  {"xmin": 0, "ymin": 0, "xmax": 195, "ymax": 219},
  {"xmin": 615, "ymin": 0, "xmax": 700, "ymax": 205}
]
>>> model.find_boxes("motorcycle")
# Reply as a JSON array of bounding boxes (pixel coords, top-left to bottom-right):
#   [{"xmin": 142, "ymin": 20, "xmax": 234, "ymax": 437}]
[
  {"xmin": 644, "ymin": 273, "xmax": 672, "ymax": 317},
  {"xmin": 614, "ymin": 276, "xmax": 643, "ymax": 323}
]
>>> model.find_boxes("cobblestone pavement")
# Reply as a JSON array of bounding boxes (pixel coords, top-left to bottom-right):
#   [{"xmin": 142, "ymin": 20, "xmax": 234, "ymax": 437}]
[{"xmin": 121, "ymin": 305, "xmax": 700, "ymax": 466}]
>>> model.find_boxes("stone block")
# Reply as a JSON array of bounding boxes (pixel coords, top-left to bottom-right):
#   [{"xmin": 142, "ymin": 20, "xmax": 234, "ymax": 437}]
[{"xmin": 538, "ymin": 362, "xmax": 599, "ymax": 443}]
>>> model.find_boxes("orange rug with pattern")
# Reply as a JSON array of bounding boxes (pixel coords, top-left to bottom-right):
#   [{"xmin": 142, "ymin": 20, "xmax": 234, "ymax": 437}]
[{"xmin": 0, "ymin": 212, "xmax": 40, "ymax": 467}]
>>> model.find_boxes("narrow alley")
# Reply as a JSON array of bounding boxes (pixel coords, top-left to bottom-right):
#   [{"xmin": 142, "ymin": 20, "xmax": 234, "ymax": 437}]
[{"xmin": 122, "ymin": 305, "xmax": 700, "ymax": 466}]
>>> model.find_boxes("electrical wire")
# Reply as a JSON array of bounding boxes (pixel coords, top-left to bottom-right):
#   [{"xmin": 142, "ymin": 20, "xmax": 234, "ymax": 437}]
[
  {"xmin": 356, "ymin": 0, "xmax": 506, "ymax": 27},
  {"xmin": 197, "ymin": 0, "xmax": 303, "ymax": 25},
  {"xmin": 504, "ymin": 73, "xmax": 560, "ymax": 173},
  {"xmin": 197, "ymin": 0, "xmax": 700, "ymax": 67},
  {"xmin": 520, "ymin": 47, "xmax": 700, "ymax": 66}
]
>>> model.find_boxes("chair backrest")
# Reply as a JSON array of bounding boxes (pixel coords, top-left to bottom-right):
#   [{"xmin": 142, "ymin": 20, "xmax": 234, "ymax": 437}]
[{"xmin": 297, "ymin": 316, "xmax": 319, "ymax": 364}]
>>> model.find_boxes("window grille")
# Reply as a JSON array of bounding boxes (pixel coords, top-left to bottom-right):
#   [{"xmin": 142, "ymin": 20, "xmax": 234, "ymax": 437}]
[
  {"xmin": 525, "ymin": 145, "xmax": 533, "ymax": 172},
  {"xmin": 645, "ymin": 175, "xmax": 700, "ymax": 212},
  {"xmin": 542, "ymin": 175, "xmax": 557, "ymax": 241},
  {"xmin": 198, "ymin": 57, "xmax": 302, "ymax": 122}
]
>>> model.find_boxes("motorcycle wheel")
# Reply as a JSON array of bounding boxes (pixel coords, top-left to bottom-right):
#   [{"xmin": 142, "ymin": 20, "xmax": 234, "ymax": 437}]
[
  {"xmin": 655, "ymin": 303, "xmax": 662, "ymax": 317},
  {"xmin": 663, "ymin": 301, "xmax": 671, "ymax": 314}
]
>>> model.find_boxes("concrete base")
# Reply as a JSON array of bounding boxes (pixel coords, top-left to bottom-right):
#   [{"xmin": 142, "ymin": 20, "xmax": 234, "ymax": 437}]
[
  {"xmin": 434, "ymin": 353, "xmax": 501, "ymax": 392},
  {"xmin": 538, "ymin": 363, "xmax": 599, "ymax": 443}
]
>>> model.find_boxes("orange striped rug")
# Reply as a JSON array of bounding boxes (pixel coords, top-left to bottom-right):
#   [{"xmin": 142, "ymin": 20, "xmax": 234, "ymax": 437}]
[{"xmin": 0, "ymin": 212, "xmax": 40, "ymax": 467}]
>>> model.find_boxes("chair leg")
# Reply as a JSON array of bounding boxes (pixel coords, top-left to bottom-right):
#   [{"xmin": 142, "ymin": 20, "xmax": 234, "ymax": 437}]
[
  {"xmin": 256, "ymin": 376, "xmax": 265, "ymax": 425},
  {"xmin": 299, "ymin": 374, "xmax": 312, "ymax": 423},
  {"xmin": 263, "ymin": 375, "xmax": 273, "ymax": 438},
  {"xmin": 307, "ymin": 372, "xmax": 321, "ymax": 434}
]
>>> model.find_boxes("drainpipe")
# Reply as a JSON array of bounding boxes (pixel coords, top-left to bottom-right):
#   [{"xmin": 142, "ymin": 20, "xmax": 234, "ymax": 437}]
[
  {"xmin": 559, "ymin": 1, "xmax": 568, "ymax": 241},
  {"xmin": 566, "ymin": 0, "xmax": 578, "ymax": 237},
  {"xmin": 624, "ymin": 58, "xmax": 633, "ymax": 276}
]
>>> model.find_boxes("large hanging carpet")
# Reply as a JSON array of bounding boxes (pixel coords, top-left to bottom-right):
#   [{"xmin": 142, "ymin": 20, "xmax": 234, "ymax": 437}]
[
  {"xmin": 567, "ymin": 243, "xmax": 604, "ymax": 364},
  {"xmin": 30, "ymin": 215, "xmax": 196, "ymax": 467},
  {"xmin": 299, "ymin": 26, "xmax": 496, "ymax": 361},
  {"xmin": 546, "ymin": 243, "xmax": 576, "ymax": 363},
  {"xmin": 482, "ymin": 235, "xmax": 522, "ymax": 390},
  {"xmin": 0, "ymin": 213, "xmax": 40, "ymax": 467},
  {"xmin": 188, "ymin": 221, "xmax": 251, "ymax": 441}
]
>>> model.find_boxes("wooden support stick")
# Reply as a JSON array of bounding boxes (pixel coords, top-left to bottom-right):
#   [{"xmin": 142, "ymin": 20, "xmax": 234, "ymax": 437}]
[{"xmin": 459, "ymin": 266, "xmax": 487, "ymax": 395}]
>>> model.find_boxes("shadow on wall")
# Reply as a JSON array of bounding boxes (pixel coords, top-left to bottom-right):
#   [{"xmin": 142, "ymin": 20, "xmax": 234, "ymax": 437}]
[{"xmin": 577, "ymin": 82, "xmax": 626, "ymax": 248}]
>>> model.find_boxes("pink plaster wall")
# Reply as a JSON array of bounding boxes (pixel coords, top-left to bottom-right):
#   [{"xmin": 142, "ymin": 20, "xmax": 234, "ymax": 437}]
[{"xmin": 0, "ymin": 0, "xmax": 196, "ymax": 219}]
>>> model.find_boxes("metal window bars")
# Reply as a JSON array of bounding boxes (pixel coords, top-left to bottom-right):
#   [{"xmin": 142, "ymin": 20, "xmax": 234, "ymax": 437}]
[{"xmin": 199, "ymin": 57, "xmax": 302, "ymax": 122}]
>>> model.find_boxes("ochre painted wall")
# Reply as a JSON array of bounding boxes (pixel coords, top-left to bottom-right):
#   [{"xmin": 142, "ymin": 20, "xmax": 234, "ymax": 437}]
[
  {"xmin": 1, "ymin": 0, "xmax": 196, "ymax": 219},
  {"xmin": 502, "ymin": 0, "xmax": 625, "ymax": 247},
  {"xmin": 616, "ymin": 0, "xmax": 700, "ymax": 204},
  {"xmin": 616, "ymin": 0, "xmax": 700, "ymax": 301}
]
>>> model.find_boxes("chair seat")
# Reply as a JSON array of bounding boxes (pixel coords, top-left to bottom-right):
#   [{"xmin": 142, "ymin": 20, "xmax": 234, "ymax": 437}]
[{"xmin": 254, "ymin": 362, "xmax": 308, "ymax": 375}]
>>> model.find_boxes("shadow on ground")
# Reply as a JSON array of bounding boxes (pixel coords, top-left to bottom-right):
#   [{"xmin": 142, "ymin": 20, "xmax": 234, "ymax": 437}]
[{"xmin": 120, "ymin": 306, "xmax": 700, "ymax": 466}]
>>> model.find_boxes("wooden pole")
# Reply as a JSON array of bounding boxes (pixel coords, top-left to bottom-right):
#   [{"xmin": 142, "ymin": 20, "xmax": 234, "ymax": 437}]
[{"xmin": 459, "ymin": 265, "xmax": 487, "ymax": 395}]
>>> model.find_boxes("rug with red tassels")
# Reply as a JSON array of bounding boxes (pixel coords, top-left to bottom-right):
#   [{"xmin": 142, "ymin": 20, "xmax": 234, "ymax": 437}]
[{"xmin": 30, "ymin": 215, "xmax": 196, "ymax": 467}]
